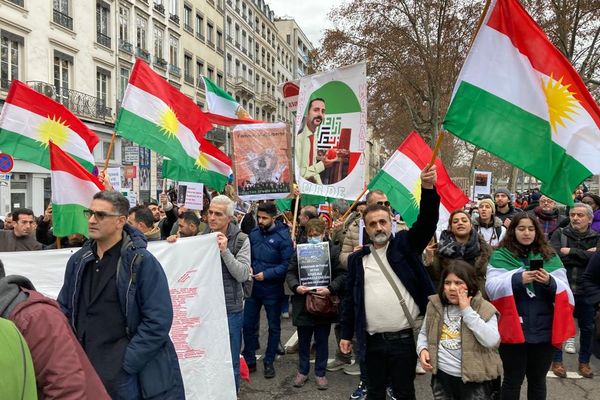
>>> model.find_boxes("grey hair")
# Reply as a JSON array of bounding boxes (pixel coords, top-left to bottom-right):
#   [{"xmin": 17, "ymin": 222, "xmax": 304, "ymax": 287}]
[
  {"xmin": 366, "ymin": 189, "xmax": 385, "ymax": 203},
  {"xmin": 571, "ymin": 202, "xmax": 594, "ymax": 220},
  {"xmin": 211, "ymin": 195, "xmax": 235, "ymax": 217},
  {"xmin": 93, "ymin": 191, "xmax": 130, "ymax": 216}
]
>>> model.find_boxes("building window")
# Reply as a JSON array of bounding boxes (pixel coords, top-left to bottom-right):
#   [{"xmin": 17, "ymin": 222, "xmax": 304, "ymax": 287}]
[
  {"xmin": 183, "ymin": 4, "xmax": 192, "ymax": 31},
  {"xmin": 154, "ymin": 26, "xmax": 164, "ymax": 60},
  {"xmin": 217, "ymin": 72, "xmax": 223, "ymax": 87},
  {"xmin": 207, "ymin": 65, "xmax": 214, "ymax": 81},
  {"xmin": 103, "ymin": 140, "xmax": 115, "ymax": 161},
  {"xmin": 136, "ymin": 15, "xmax": 147, "ymax": 50},
  {"xmin": 184, "ymin": 54, "xmax": 193, "ymax": 83},
  {"xmin": 53, "ymin": 0, "xmax": 73, "ymax": 30},
  {"xmin": 119, "ymin": 6, "xmax": 129, "ymax": 43},
  {"xmin": 207, "ymin": 21, "xmax": 214, "ymax": 46},
  {"xmin": 196, "ymin": 59, "xmax": 204, "ymax": 87},
  {"xmin": 226, "ymin": 54, "xmax": 232, "ymax": 75},
  {"xmin": 96, "ymin": 67, "xmax": 110, "ymax": 107},
  {"xmin": 216, "ymin": 30, "xmax": 223, "ymax": 52},
  {"xmin": 196, "ymin": 13, "xmax": 204, "ymax": 40},
  {"xmin": 169, "ymin": 35, "xmax": 179, "ymax": 67},
  {"xmin": 96, "ymin": 2, "xmax": 111, "ymax": 48},
  {"xmin": 53, "ymin": 52, "xmax": 71, "ymax": 105},
  {"xmin": 1, "ymin": 32, "xmax": 21, "ymax": 90},
  {"xmin": 118, "ymin": 67, "xmax": 130, "ymax": 101}
]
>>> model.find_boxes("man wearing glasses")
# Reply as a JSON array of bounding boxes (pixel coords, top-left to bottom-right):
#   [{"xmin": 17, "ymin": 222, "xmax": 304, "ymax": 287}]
[{"xmin": 58, "ymin": 191, "xmax": 184, "ymax": 399}]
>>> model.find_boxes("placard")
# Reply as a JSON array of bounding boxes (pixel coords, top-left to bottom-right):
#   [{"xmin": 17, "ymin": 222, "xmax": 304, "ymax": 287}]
[
  {"xmin": 178, "ymin": 182, "xmax": 204, "ymax": 210},
  {"xmin": 296, "ymin": 242, "xmax": 331, "ymax": 288},
  {"xmin": 106, "ymin": 167, "xmax": 122, "ymax": 192}
]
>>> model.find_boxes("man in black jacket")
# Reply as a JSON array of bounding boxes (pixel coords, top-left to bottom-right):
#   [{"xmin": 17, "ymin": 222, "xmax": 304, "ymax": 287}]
[
  {"xmin": 550, "ymin": 202, "xmax": 600, "ymax": 378},
  {"xmin": 582, "ymin": 251, "xmax": 600, "ymax": 360},
  {"xmin": 339, "ymin": 166, "xmax": 438, "ymax": 400}
]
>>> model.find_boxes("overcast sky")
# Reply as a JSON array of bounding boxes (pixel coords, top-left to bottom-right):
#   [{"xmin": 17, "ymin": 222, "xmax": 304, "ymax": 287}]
[{"xmin": 267, "ymin": 0, "xmax": 347, "ymax": 47}]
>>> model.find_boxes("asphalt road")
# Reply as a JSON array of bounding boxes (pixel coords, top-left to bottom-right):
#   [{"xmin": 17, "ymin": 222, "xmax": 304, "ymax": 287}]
[{"xmin": 238, "ymin": 310, "xmax": 600, "ymax": 400}]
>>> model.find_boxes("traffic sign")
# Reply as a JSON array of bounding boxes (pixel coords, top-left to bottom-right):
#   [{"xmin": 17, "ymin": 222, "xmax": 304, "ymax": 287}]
[{"xmin": 0, "ymin": 153, "xmax": 14, "ymax": 173}]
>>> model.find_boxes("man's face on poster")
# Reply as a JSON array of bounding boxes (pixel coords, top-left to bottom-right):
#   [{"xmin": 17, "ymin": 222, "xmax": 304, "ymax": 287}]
[{"xmin": 306, "ymin": 99, "xmax": 325, "ymax": 133}]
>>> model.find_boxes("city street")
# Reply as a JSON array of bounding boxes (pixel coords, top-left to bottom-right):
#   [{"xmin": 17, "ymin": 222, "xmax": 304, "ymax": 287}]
[{"xmin": 239, "ymin": 310, "xmax": 600, "ymax": 399}]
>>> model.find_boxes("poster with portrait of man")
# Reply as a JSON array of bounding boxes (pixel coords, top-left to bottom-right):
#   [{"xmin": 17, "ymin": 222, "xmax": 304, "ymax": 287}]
[
  {"xmin": 232, "ymin": 122, "xmax": 292, "ymax": 201},
  {"xmin": 294, "ymin": 62, "xmax": 367, "ymax": 200}
]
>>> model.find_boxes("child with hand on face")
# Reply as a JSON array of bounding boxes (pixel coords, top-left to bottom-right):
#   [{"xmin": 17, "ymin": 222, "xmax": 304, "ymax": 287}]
[{"xmin": 417, "ymin": 260, "xmax": 502, "ymax": 400}]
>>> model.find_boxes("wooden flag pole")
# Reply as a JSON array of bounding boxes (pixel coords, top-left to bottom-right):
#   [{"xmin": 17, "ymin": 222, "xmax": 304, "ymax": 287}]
[
  {"xmin": 340, "ymin": 186, "xmax": 368, "ymax": 222},
  {"xmin": 290, "ymin": 194, "xmax": 301, "ymax": 243},
  {"xmin": 427, "ymin": 131, "xmax": 445, "ymax": 168},
  {"xmin": 102, "ymin": 131, "xmax": 117, "ymax": 174},
  {"xmin": 471, "ymin": 0, "xmax": 492, "ymax": 48},
  {"xmin": 55, "ymin": 237, "xmax": 61, "ymax": 249}
]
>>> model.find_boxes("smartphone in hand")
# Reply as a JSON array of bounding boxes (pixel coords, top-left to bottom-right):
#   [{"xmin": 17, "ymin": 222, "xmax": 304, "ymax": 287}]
[{"xmin": 529, "ymin": 259, "xmax": 544, "ymax": 271}]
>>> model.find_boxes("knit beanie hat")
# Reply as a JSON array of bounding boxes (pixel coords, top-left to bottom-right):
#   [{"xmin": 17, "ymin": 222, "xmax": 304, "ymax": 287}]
[
  {"xmin": 494, "ymin": 188, "xmax": 511, "ymax": 199},
  {"xmin": 531, "ymin": 192, "xmax": 541, "ymax": 201},
  {"xmin": 478, "ymin": 198, "xmax": 496, "ymax": 214}
]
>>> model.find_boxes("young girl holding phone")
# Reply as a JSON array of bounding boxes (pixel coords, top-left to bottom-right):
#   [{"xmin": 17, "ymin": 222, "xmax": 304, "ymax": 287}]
[
  {"xmin": 417, "ymin": 260, "xmax": 502, "ymax": 399},
  {"xmin": 486, "ymin": 213, "xmax": 575, "ymax": 400}
]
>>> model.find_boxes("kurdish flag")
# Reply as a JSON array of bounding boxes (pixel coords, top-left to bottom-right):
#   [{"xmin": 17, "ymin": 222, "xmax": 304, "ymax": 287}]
[
  {"xmin": 0, "ymin": 80, "xmax": 98, "ymax": 171},
  {"xmin": 202, "ymin": 76, "xmax": 261, "ymax": 126},
  {"xmin": 486, "ymin": 248, "xmax": 575, "ymax": 348},
  {"xmin": 162, "ymin": 135, "xmax": 233, "ymax": 190},
  {"xmin": 443, "ymin": 0, "xmax": 600, "ymax": 206},
  {"xmin": 116, "ymin": 59, "xmax": 213, "ymax": 172},
  {"xmin": 49, "ymin": 142, "xmax": 104, "ymax": 237},
  {"xmin": 368, "ymin": 132, "xmax": 469, "ymax": 229}
]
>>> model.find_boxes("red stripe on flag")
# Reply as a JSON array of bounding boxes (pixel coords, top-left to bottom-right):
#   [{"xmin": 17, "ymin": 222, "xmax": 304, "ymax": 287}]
[
  {"xmin": 492, "ymin": 295, "xmax": 525, "ymax": 344},
  {"xmin": 205, "ymin": 112, "xmax": 263, "ymax": 127},
  {"xmin": 49, "ymin": 142, "xmax": 104, "ymax": 190},
  {"xmin": 129, "ymin": 59, "xmax": 213, "ymax": 139},
  {"xmin": 200, "ymin": 137, "xmax": 232, "ymax": 167},
  {"xmin": 398, "ymin": 132, "xmax": 469, "ymax": 212},
  {"xmin": 5, "ymin": 81, "xmax": 99, "ymax": 152},
  {"xmin": 486, "ymin": 0, "xmax": 600, "ymax": 129},
  {"xmin": 551, "ymin": 290, "xmax": 576, "ymax": 348}
]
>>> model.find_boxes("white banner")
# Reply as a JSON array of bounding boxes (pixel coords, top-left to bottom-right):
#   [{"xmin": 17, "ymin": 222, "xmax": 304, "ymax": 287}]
[{"xmin": 2, "ymin": 235, "xmax": 235, "ymax": 400}]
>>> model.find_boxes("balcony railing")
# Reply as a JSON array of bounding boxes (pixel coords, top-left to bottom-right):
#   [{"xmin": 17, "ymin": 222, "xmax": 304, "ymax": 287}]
[
  {"xmin": 184, "ymin": 23, "xmax": 193, "ymax": 32},
  {"xmin": 196, "ymin": 32, "xmax": 205, "ymax": 42},
  {"xmin": 136, "ymin": 47, "xmax": 151, "ymax": 62},
  {"xmin": 27, "ymin": 81, "xmax": 112, "ymax": 121},
  {"xmin": 217, "ymin": 46, "xmax": 224, "ymax": 55},
  {"xmin": 169, "ymin": 14, "xmax": 180, "ymax": 24},
  {"xmin": 207, "ymin": 39, "xmax": 215, "ymax": 48},
  {"xmin": 7, "ymin": 0, "xmax": 24, "ymax": 6},
  {"xmin": 119, "ymin": 39, "xmax": 133, "ymax": 53},
  {"xmin": 53, "ymin": 9, "xmax": 73, "ymax": 30},
  {"xmin": 233, "ymin": 77, "xmax": 254, "ymax": 94},
  {"xmin": 184, "ymin": 74, "xmax": 194, "ymax": 85},
  {"xmin": 97, "ymin": 31, "xmax": 111, "ymax": 48},
  {"xmin": 153, "ymin": 3, "xmax": 165, "ymax": 13},
  {"xmin": 154, "ymin": 57, "xmax": 168, "ymax": 69},
  {"xmin": 227, "ymin": 35, "xmax": 233, "ymax": 43},
  {"xmin": 168, "ymin": 64, "xmax": 181, "ymax": 76}
]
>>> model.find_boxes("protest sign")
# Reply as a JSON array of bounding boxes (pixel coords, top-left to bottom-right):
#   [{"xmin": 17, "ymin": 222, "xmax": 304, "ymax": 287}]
[
  {"xmin": 473, "ymin": 170, "xmax": 492, "ymax": 199},
  {"xmin": 232, "ymin": 123, "xmax": 292, "ymax": 201},
  {"xmin": 294, "ymin": 63, "xmax": 367, "ymax": 200},
  {"xmin": 106, "ymin": 167, "xmax": 122, "ymax": 192},
  {"xmin": 177, "ymin": 182, "xmax": 204, "ymax": 210},
  {"xmin": 296, "ymin": 242, "xmax": 332, "ymax": 288},
  {"xmin": 2, "ymin": 235, "xmax": 235, "ymax": 400}
]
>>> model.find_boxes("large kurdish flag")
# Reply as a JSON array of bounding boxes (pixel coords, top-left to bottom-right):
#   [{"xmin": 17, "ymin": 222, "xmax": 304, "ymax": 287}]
[
  {"xmin": 202, "ymin": 76, "xmax": 260, "ymax": 126},
  {"xmin": 162, "ymin": 136, "xmax": 233, "ymax": 190},
  {"xmin": 116, "ymin": 59, "xmax": 213, "ymax": 172},
  {"xmin": 443, "ymin": 0, "xmax": 600, "ymax": 206},
  {"xmin": 368, "ymin": 132, "xmax": 468, "ymax": 229},
  {"xmin": 50, "ymin": 142, "xmax": 104, "ymax": 237},
  {"xmin": 0, "ymin": 80, "xmax": 98, "ymax": 171},
  {"xmin": 486, "ymin": 248, "xmax": 575, "ymax": 347}
]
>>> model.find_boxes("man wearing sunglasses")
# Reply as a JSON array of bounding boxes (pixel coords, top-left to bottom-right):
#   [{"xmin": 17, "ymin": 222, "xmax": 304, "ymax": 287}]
[{"xmin": 58, "ymin": 191, "xmax": 184, "ymax": 399}]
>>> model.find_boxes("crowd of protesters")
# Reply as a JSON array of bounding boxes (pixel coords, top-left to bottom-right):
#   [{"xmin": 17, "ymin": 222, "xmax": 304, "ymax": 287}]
[{"xmin": 2, "ymin": 172, "xmax": 600, "ymax": 400}]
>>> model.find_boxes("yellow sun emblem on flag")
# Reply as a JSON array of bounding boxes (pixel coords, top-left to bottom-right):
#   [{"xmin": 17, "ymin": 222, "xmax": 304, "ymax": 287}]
[
  {"xmin": 542, "ymin": 74, "xmax": 580, "ymax": 134},
  {"xmin": 411, "ymin": 178, "xmax": 422, "ymax": 207},
  {"xmin": 37, "ymin": 115, "xmax": 69, "ymax": 147},
  {"xmin": 159, "ymin": 106, "xmax": 179, "ymax": 138},
  {"xmin": 195, "ymin": 153, "xmax": 209, "ymax": 171}
]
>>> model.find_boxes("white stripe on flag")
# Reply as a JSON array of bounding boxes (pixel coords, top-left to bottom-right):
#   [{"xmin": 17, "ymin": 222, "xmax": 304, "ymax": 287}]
[{"xmin": 51, "ymin": 170, "xmax": 100, "ymax": 206}]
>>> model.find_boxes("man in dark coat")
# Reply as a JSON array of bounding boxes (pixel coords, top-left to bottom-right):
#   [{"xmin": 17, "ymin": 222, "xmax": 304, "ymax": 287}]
[
  {"xmin": 582, "ymin": 251, "xmax": 600, "ymax": 360},
  {"xmin": 58, "ymin": 191, "xmax": 184, "ymax": 399},
  {"xmin": 340, "ymin": 166, "xmax": 439, "ymax": 400}
]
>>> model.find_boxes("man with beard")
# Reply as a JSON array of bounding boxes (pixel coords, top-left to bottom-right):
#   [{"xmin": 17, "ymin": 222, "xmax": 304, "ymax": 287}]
[
  {"xmin": 530, "ymin": 195, "xmax": 566, "ymax": 238},
  {"xmin": 340, "ymin": 166, "xmax": 439, "ymax": 400},
  {"xmin": 0, "ymin": 208, "xmax": 43, "ymax": 252},
  {"xmin": 295, "ymin": 98, "xmax": 342, "ymax": 184},
  {"xmin": 494, "ymin": 188, "xmax": 521, "ymax": 227},
  {"xmin": 127, "ymin": 206, "xmax": 162, "ymax": 242},
  {"xmin": 242, "ymin": 202, "xmax": 293, "ymax": 379}
]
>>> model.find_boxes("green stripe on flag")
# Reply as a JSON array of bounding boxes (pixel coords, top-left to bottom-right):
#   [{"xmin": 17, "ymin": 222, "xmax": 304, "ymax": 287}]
[
  {"xmin": 0, "ymin": 128, "xmax": 95, "ymax": 171},
  {"xmin": 52, "ymin": 203, "xmax": 89, "ymax": 237},
  {"xmin": 368, "ymin": 170, "xmax": 419, "ymax": 226},
  {"xmin": 116, "ymin": 108, "xmax": 196, "ymax": 171},
  {"xmin": 162, "ymin": 159, "xmax": 228, "ymax": 190},
  {"xmin": 444, "ymin": 82, "xmax": 591, "ymax": 204}
]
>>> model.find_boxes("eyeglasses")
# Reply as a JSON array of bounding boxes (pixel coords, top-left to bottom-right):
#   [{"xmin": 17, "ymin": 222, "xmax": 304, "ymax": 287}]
[
  {"xmin": 83, "ymin": 209, "xmax": 122, "ymax": 221},
  {"xmin": 377, "ymin": 201, "xmax": 391, "ymax": 207}
]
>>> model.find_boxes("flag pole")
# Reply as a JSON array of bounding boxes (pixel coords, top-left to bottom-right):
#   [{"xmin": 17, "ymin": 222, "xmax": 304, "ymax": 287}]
[
  {"xmin": 291, "ymin": 193, "xmax": 301, "ymax": 243},
  {"xmin": 102, "ymin": 131, "xmax": 117, "ymax": 173},
  {"xmin": 340, "ymin": 186, "xmax": 368, "ymax": 221},
  {"xmin": 427, "ymin": 131, "xmax": 445, "ymax": 168},
  {"xmin": 55, "ymin": 237, "xmax": 61, "ymax": 249},
  {"xmin": 471, "ymin": 0, "xmax": 492, "ymax": 47}
]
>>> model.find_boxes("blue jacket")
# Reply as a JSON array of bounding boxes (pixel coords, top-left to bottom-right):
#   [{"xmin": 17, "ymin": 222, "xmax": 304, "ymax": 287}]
[
  {"xmin": 249, "ymin": 220, "xmax": 294, "ymax": 298},
  {"xmin": 58, "ymin": 225, "xmax": 184, "ymax": 399},
  {"xmin": 340, "ymin": 188, "xmax": 439, "ymax": 363}
]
